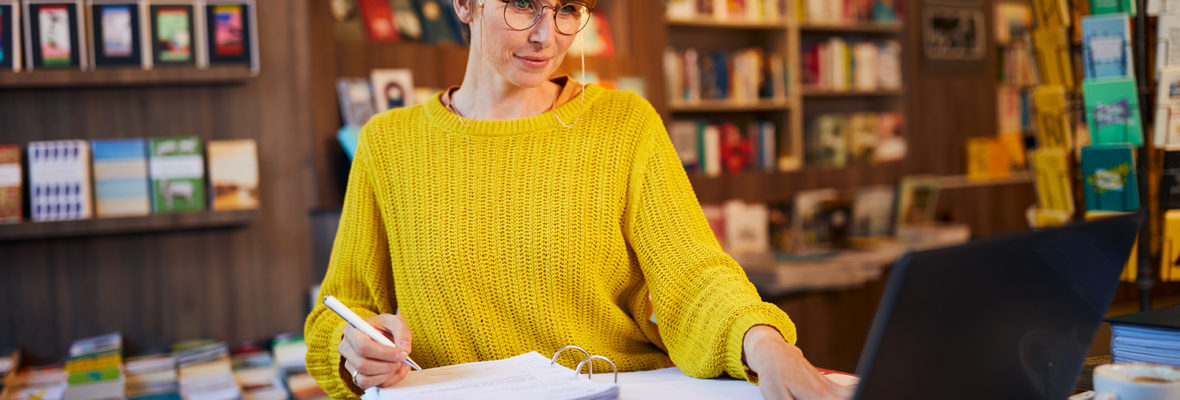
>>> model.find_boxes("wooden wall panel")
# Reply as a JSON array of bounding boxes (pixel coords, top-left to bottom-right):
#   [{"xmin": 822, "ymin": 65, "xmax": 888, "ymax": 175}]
[{"xmin": 0, "ymin": 1, "xmax": 316, "ymax": 362}]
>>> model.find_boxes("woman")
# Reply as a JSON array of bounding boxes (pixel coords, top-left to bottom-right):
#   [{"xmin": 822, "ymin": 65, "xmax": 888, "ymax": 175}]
[{"xmin": 305, "ymin": 0, "xmax": 850, "ymax": 399}]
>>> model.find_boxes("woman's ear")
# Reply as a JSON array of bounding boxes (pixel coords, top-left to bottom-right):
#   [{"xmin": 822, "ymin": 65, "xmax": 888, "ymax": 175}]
[{"xmin": 453, "ymin": 0, "xmax": 478, "ymax": 23}]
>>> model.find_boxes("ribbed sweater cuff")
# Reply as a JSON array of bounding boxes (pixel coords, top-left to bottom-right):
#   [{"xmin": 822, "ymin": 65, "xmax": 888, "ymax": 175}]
[
  {"xmin": 724, "ymin": 303, "xmax": 797, "ymax": 383},
  {"xmin": 309, "ymin": 307, "xmax": 378, "ymax": 399}
]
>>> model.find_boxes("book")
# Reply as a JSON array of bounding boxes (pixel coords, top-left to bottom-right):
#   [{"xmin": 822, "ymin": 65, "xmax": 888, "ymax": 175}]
[
  {"xmin": 329, "ymin": 0, "xmax": 364, "ymax": 40},
  {"xmin": 1157, "ymin": 15, "xmax": 1180, "ymax": 73},
  {"xmin": 1083, "ymin": 77, "xmax": 1144, "ymax": 146},
  {"xmin": 755, "ymin": 120, "xmax": 776, "ymax": 172},
  {"xmin": 965, "ymin": 136, "xmax": 1011, "ymax": 182},
  {"xmin": 370, "ymin": 68, "xmax": 415, "ymax": 111},
  {"xmin": 896, "ymin": 176, "xmax": 940, "ymax": 227},
  {"xmin": 148, "ymin": 2, "xmax": 198, "ymax": 67},
  {"xmin": 875, "ymin": 112, "xmax": 906, "ymax": 162},
  {"xmin": 567, "ymin": 10, "xmax": 615, "ymax": 58},
  {"xmin": 1156, "ymin": 66, "xmax": 1180, "ymax": 149},
  {"xmin": 63, "ymin": 333, "xmax": 124, "ymax": 400},
  {"xmin": 91, "ymin": 138, "xmax": 151, "ymax": 218},
  {"xmin": 1081, "ymin": 14, "xmax": 1133, "ymax": 79},
  {"xmin": 1033, "ymin": 27, "xmax": 1074, "ymax": 89},
  {"xmin": 0, "ymin": 144, "xmax": 20, "ymax": 223},
  {"xmin": 1106, "ymin": 304, "xmax": 1180, "ymax": 366},
  {"xmin": 357, "ymin": 0, "xmax": 398, "ymax": 41},
  {"xmin": 767, "ymin": 200, "xmax": 795, "ymax": 254},
  {"xmin": 124, "ymin": 353, "xmax": 179, "ymax": 399},
  {"xmin": 1148, "ymin": 0, "xmax": 1180, "ymax": 15},
  {"xmin": 28, "ymin": 140, "xmax": 92, "ymax": 221},
  {"xmin": 1081, "ymin": 144, "xmax": 1139, "ymax": 212},
  {"xmin": 1030, "ymin": 148, "xmax": 1076, "ymax": 214},
  {"xmin": 792, "ymin": 188, "xmax": 837, "ymax": 251},
  {"xmin": 207, "ymin": 139, "xmax": 259, "ymax": 211},
  {"xmin": 1163, "ymin": 210, "xmax": 1180, "ymax": 282},
  {"xmin": 1032, "ymin": 0, "xmax": 1070, "ymax": 27},
  {"xmin": 414, "ymin": 0, "xmax": 460, "ymax": 44},
  {"xmin": 229, "ymin": 344, "xmax": 284, "ymax": 400},
  {"xmin": 719, "ymin": 122, "xmax": 750, "ymax": 174},
  {"xmin": 700, "ymin": 123, "xmax": 721, "ymax": 177},
  {"xmin": 1033, "ymin": 85, "xmax": 1073, "ymax": 150},
  {"xmin": 389, "ymin": 0, "xmax": 423, "ymax": 41},
  {"xmin": 87, "ymin": 1, "xmax": 145, "ymax": 68},
  {"xmin": 336, "ymin": 77, "xmax": 377, "ymax": 127},
  {"xmin": 174, "ymin": 342, "xmax": 240, "ymax": 400},
  {"xmin": 205, "ymin": 0, "xmax": 259, "ymax": 70},
  {"xmin": 24, "ymin": 0, "xmax": 87, "ymax": 70},
  {"xmin": 998, "ymin": 132, "xmax": 1026, "ymax": 170},
  {"xmin": 1089, "ymin": 0, "xmax": 1136, "ymax": 15},
  {"xmin": 851, "ymin": 185, "xmax": 894, "ymax": 237},
  {"xmin": 1164, "ymin": 152, "xmax": 1180, "ymax": 209},
  {"xmin": 361, "ymin": 352, "xmax": 619, "ymax": 400},
  {"xmin": 0, "ymin": 1, "xmax": 22, "ymax": 72},
  {"xmin": 806, "ymin": 114, "xmax": 847, "ymax": 168},
  {"xmin": 723, "ymin": 200, "xmax": 769, "ymax": 255},
  {"xmin": 669, "ymin": 120, "xmax": 699, "ymax": 174},
  {"xmin": 148, "ymin": 136, "xmax": 206, "ymax": 213},
  {"xmin": 847, "ymin": 113, "xmax": 879, "ymax": 163}
]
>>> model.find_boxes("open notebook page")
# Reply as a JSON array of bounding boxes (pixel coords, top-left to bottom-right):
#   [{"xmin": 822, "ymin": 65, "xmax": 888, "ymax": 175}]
[{"xmin": 361, "ymin": 352, "xmax": 617, "ymax": 400}]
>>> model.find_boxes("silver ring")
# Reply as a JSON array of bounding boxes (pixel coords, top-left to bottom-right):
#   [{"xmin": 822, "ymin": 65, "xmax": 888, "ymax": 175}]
[{"xmin": 351, "ymin": 368, "xmax": 362, "ymax": 387}]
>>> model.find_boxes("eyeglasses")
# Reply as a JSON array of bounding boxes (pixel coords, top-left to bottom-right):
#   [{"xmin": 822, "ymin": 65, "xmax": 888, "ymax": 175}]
[{"xmin": 499, "ymin": 0, "xmax": 592, "ymax": 36}]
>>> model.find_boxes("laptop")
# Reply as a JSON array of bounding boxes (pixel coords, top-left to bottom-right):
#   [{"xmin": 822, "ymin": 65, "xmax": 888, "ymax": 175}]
[{"xmin": 852, "ymin": 212, "xmax": 1144, "ymax": 399}]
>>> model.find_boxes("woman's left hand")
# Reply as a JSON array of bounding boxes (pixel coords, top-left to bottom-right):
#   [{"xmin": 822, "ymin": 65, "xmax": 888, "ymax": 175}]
[{"xmin": 743, "ymin": 325, "xmax": 854, "ymax": 400}]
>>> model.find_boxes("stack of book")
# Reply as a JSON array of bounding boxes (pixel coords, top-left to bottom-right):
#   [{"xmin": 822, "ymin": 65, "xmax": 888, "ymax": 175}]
[
  {"xmin": 0, "ymin": 365, "xmax": 67, "ymax": 400},
  {"xmin": 805, "ymin": 112, "xmax": 906, "ymax": 168},
  {"xmin": 124, "ymin": 353, "xmax": 179, "ymax": 399},
  {"xmin": 174, "ymin": 341, "xmax": 240, "ymax": 400},
  {"xmin": 668, "ymin": 120, "xmax": 780, "ymax": 176},
  {"xmin": 665, "ymin": 0, "xmax": 787, "ymax": 21},
  {"xmin": 798, "ymin": 0, "xmax": 901, "ymax": 24},
  {"xmin": 1107, "ymin": 304, "xmax": 1180, "ymax": 367},
  {"xmin": 272, "ymin": 335, "xmax": 327, "ymax": 400},
  {"xmin": 801, "ymin": 38, "xmax": 901, "ymax": 92},
  {"xmin": 63, "ymin": 333, "xmax": 124, "ymax": 400},
  {"xmin": 230, "ymin": 343, "xmax": 286, "ymax": 400},
  {"xmin": 663, "ymin": 48, "xmax": 790, "ymax": 105}
]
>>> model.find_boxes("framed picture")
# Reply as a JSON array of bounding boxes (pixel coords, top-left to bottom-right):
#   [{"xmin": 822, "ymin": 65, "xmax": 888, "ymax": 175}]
[
  {"xmin": 896, "ymin": 176, "xmax": 942, "ymax": 227},
  {"xmin": 370, "ymin": 68, "xmax": 415, "ymax": 111},
  {"xmin": 23, "ymin": 0, "xmax": 87, "ymax": 70},
  {"xmin": 923, "ymin": 6, "xmax": 986, "ymax": 60},
  {"xmin": 204, "ymin": 0, "xmax": 257, "ymax": 72},
  {"xmin": 0, "ymin": 0, "xmax": 21, "ymax": 71},
  {"xmin": 87, "ymin": 0, "xmax": 145, "ymax": 68},
  {"xmin": 147, "ymin": 0, "xmax": 202, "ymax": 66}
]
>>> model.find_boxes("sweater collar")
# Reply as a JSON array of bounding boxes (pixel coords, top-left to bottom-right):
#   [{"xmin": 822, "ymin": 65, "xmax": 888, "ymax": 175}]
[{"xmin": 425, "ymin": 81, "xmax": 602, "ymax": 136}]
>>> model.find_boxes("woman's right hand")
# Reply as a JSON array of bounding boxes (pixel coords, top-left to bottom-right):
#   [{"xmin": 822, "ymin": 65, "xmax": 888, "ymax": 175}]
[{"xmin": 338, "ymin": 314, "xmax": 415, "ymax": 389}]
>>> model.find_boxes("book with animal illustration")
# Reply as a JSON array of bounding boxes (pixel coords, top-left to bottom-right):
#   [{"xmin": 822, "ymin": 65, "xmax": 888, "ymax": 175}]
[{"xmin": 148, "ymin": 136, "xmax": 206, "ymax": 213}]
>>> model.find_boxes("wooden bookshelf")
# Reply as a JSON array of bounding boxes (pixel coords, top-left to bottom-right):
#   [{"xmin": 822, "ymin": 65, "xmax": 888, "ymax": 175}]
[
  {"xmin": 665, "ymin": 17, "xmax": 789, "ymax": 30},
  {"xmin": 669, "ymin": 99, "xmax": 793, "ymax": 113},
  {"xmin": 0, "ymin": 66, "xmax": 257, "ymax": 89},
  {"xmin": 0, "ymin": 210, "xmax": 259, "ymax": 242},
  {"xmin": 798, "ymin": 23, "xmax": 903, "ymax": 34},
  {"xmin": 687, "ymin": 161, "xmax": 906, "ymax": 204},
  {"xmin": 801, "ymin": 89, "xmax": 905, "ymax": 97}
]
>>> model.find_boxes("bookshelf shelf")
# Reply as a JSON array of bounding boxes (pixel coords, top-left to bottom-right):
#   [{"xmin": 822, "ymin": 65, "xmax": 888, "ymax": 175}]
[
  {"xmin": 669, "ymin": 99, "xmax": 793, "ymax": 113},
  {"xmin": 0, "ymin": 66, "xmax": 257, "ymax": 89},
  {"xmin": 0, "ymin": 210, "xmax": 259, "ymax": 242},
  {"xmin": 798, "ymin": 23, "xmax": 903, "ymax": 34},
  {"xmin": 665, "ymin": 17, "xmax": 789, "ymax": 30},
  {"xmin": 687, "ymin": 161, "xmax": 906, "ymax": 204},
  {"xmin": 801, "ymin": 89, "xmax": 905, "ymax": 97}
]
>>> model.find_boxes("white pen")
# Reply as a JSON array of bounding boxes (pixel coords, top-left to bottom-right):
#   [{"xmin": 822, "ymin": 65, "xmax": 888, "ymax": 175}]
[{"xmin": 322, "ymin": 295, "xmax": 423, "ymax": 371}]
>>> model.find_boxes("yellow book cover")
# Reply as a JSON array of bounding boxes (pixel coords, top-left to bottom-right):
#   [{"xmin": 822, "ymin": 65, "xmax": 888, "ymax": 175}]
[
  {"xmin": 1033, "ymin": 85, "xmax": 1073, "ymax": 150},
  {"xmin": 1030, "ymin": 148, "xmax": 1075, "ymax": 214},
  {"xmin": 1033, "ymin": 27, "xmax": 1074, "ymax": 89},
  {"xmin": 1086, "ymin": 211, "xmax": 1138, "ymax": 282},
  {"xmin": 1162, "ymin": 210, "xmax": 1180, "ymax": 282},
  {"xmin": 999, "ymin": 132, "xmax": 1027, "ymax": 169},
  {"xmin": 1026, "ymin": 206, "xmax": 1071, "ymax": 228},
  {"xmin": 966, "ymin": 137, "xmax": 993, "ymax": 182},
  {"xmin": 986, "ymin": 139, "xmax": 1012, "ymax": 179},
  {"xmin": 208, "ymin": 139, "xmax": 260, "ymax": 211},
  {"xmin": 1031, "ymin": 0, "xmax": 1070, "ymax": 27}
]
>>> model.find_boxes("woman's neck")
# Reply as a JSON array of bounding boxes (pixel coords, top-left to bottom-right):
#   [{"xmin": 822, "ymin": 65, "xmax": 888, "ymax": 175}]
[{"xmin": 451, "ymin": 65, "xmax": 560, "ymax": 121}]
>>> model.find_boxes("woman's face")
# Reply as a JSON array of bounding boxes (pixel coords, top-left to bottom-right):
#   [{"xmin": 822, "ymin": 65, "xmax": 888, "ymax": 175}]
[{"xmin": 470, "ymin": 0, "xmax": 581, "ymax": 88}]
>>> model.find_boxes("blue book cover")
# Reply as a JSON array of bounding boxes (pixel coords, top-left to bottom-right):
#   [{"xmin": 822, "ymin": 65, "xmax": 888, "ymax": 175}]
[
  {"xmin": 92, "ymin": 139, "xmax": 151, "ymax": 218},
  {"xmin": 1083, "ymin": 77, "xmax": 1144, "ymax": 146},
  {"xmin": 1081, "ymin": 144, "xmax": 1140, "ymax": 212},
  {"xmin": 1082, "ymin": 14, "xmax": 1133, "ymax": 79},
  {"xmin": 28, "ymin": 140, "xmax": 92, "ymax": 221}
]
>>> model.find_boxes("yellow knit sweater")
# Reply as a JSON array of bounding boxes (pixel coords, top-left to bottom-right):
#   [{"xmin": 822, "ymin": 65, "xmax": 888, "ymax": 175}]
[{"xmin": 304, "ymin": 84, "xmax": 797, "ymax": 398}]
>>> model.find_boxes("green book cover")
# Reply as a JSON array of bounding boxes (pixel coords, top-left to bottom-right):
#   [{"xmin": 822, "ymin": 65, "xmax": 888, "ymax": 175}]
[
  {"xmin": 1089, "ymin": 0, "xmax": 1136, "ymax": 15},
  {"xmin": 1083, "ymin": 78, "xmax": 1144, "ymax": 147},
  {"xmin": 148, "ymin": 137, "xmax": 206, "ymax": 213},
  {"xmin": 1081, "ymin": 144, "xmax": 1140, "ymax": 212}
]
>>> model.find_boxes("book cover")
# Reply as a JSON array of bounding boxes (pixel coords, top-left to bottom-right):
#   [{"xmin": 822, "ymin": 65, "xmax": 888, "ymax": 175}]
[
  {"xmin": 149, "ymin": 4, "xmax": 196, "ymax": 66},
  {"xmin": 90, "ymin": 2, "xmax": 143, "ymax": 68},
  {"xmin": 851, "ymin": 185, "xmax": 894, "ymax": 237},
  {"xmin": 848, "ymin": 113, "xmax": 879, "ymax": 163},
  {"xmin": 370, "ymin": 68, "xmax": 414, "ymax": 111},
  {"xmin": 28, "ymin": 140, "xmax": 92, "ymax": 221},
  {"xmin": 1033, "ymin": 85, "xmax": 1073, "ymax": 149},
  {"xmin": 966, "ymin": 137, "xmax": 1010, "ymax": 182},
  {"xmin": 875, "ymin": 112, "xmax": 906, "ymax": 162},
  {"xmin": 357, "ymin": 0, "xmax": 399, "ymax": 41},
  {"xmin": 91, "ymin": 138, "xmax": 150, "ymax": 218},
  {"xmin": 1081, "ymin": 144, "xmax": 1139, "ymax": 212},
  {"xmin": 0, "ymin": 144, "xmax": 21, "ymax": 223},
  {"xmin": 1147, "ymin": 0, "xmax": 1180, "ymax": 15},
  {"xmin": 389, "ymin": 0, "xmax": 423, "ymax": 41},
  {"xmin": 1089, "ymin": 0, "xmax": 1136, "ymax": 15},
  {"xmin": 1156, "ymin": 14, "xmax": 1180, "ymax": 73},
  {"xmin": 148, "ymin": 136, "xmax": 206, "ymax": 213},
  {"xmin": 0, "ymin": 3, "xmax": 21, "ymax": 72},
  {"xmin": 414, "ymin": 0, "xmax": 459, "ymax": 44},
  {"xmin": 723, "ymin": 200, "xmax": 768, "ymax": 255},
  {"xmin": 207, "ymin": 139, "xmax": 259, "ymax": 211},
  {"xmin": 1030, "ymin": 148, "xmax": 1076, "ymax": 214},
  {"xmin": 1163, "ymin": 210, "xmax": 1180, "ymax": 282},
  {"xmin": 1083, "ymin": 77, "xmax": 1144, "ymax": 146},
  {"xmin": 757, "ymin": 120, "xmax": 776, "ymax": 172},
  {"xmin": 1162, "ymin": 151, "xmax": 1180, "ymax": 209},
  {"xmin": 1033, "ymin": 27, "xmax": 1074, "ymax": 89},
  {"xmin": 767, "ymin": 200, "xmax": 796, "ymax": 254},
  {"xmin": 896, "ymin": 176, "xmax": 940, "ymax": 227},
  {"xmin": 205, "ymin": 2, "xmax": 256, "ymax": 67},
  {"xmin": 1082, "ymin": 14, "xmax": 1133, "ymax": 79},
  {"xmin": 720, "ymin": 122, "xmax": 750, "ymax": 174},
  {"xmin": 336, "ymin": 77, "xmax": 376, "ymax": 127},
  {"xmin": 1032, "ymin": 0, "xmax": 1070, "ymax": 27},
  {"xmin": 1156, "ymin": 66, "xmax": 1180, "ymax": 149},
  {"xmin": 669, "ymin": 120, "xmax": 699, "ymax": 174},
  {"xmin": 27, "ymin": 1, "xmax": 86, "ymax": 70},
  {"xmin": 792, "ymin": 188, "xmax": 837, "ymax": 251},
  {"xmin": 806, "ymin": 114, "xmax": 848, "ymax": 168},
  {"xmin": 701, "ymin": 123, "xmax": 721, "ymax": 177}
]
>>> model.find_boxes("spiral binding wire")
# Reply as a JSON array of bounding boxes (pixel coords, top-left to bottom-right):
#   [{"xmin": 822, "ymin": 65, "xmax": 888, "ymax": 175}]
[{"xmin": 551, "ymin": 345, "xmax": 618, "ymax": 383}]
